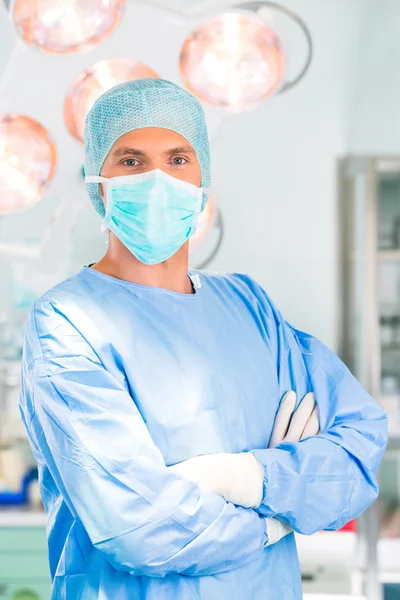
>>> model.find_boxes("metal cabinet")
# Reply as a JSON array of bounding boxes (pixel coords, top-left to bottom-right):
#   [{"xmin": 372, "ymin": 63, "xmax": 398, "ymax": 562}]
[
  {"xmin": 339, "ymin": 157, "xmax": 400, "ymax": 600},
  {"xmin": 0, "ymin": 525, "xmax": 50, "ymax": 600},
  {"xmin": 0, "ymin": 583, "xmax": 50, "ymax": 600}
]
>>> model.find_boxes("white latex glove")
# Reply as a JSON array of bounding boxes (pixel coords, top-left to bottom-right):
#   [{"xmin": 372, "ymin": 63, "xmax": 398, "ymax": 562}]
[
  {"xmin": 261, "ymin": 392, "xmax": 320, "ymax": 545},
  {"xmin": 268, "ymin": 391, "xmax": 320, "ymax": 449},
  {"xmin": 264, "ymin": 517, "xmax": 293, "ymax": 547},
  {"xmin": 170, "ymin": 392, "xmax": 319, "ymax": 515},
  {"xmin": 169, "ymin": 451, "xmax": 264, "ymax": 508},
  {"xmin": 170, "ymin": 455, "xmax": 292, "ymax": 545}
]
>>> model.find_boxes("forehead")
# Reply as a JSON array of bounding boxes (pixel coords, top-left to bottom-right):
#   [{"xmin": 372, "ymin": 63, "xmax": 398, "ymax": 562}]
[{"xmin": 111, "ymin": 127, "xmax": 193, "ymax": 151}]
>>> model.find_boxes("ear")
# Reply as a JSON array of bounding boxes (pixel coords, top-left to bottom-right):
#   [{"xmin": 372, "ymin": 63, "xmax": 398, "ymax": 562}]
[{"xmin": 99, "ymin": 183, "xmax": 105, "ymax": 202}]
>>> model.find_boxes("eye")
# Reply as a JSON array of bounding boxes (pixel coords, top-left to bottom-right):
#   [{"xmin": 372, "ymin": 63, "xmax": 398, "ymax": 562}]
[
  {"xmin": 171, "ymin": 156, "xmax": 187, "ymax": 165},
  {"xmin": 123, "ymin": 158, "xmax": 140, "ymax": 167}
]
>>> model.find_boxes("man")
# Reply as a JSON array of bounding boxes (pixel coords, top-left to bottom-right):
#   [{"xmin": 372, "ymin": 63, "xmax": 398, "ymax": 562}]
[{"xmin": 19, "ymin": 79, "xmax": 387, "ymax": 599}]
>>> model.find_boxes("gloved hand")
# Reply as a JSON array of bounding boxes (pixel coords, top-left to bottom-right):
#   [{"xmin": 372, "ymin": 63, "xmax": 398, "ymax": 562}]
[
  {"xmin": 264, "ymin": 392, "xmax": 319, "ymax": 545},
  {"xmin": 170, "ymin": 392, "xmax": 320, "ymax": 508},
  {"xmin": 170, "ymin": 455, "xmax": 292, "ymax": 545},
  {"xmin": 170, "ymin": 451, "xmax": 264, "ymax": 508},
  {"xmin": 264, "ymin": 517, "xmax": 293, "ymax": 547},
  {"xmin": 268, "ymin": 391, "xmax": 320, "ymax": 449}
]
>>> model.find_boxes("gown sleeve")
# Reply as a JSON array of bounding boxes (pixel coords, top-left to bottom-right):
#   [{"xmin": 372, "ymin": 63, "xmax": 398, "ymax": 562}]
[
  {"xmin": 20, "ymin": 298, "xmax": 268, "ymax": 578},
  {"xmin": 237, "ymin": 275, "xmax": 388, "ymax": 535}
]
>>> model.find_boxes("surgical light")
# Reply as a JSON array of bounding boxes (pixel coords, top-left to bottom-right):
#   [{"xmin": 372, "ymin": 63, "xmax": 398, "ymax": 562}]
[
  {"xmin": 11, "ymin": 0, "xmax": 125, "ymax": 54},
  {"xmin": 180, "ymin": 12, "xmax": 285, "ymax": 111},
  {"xmin": 64, "ymin": 59, "xmax": 160, "ymax": 144},
  {"xmin": 0, "ymin": 114, "xmax": 57, "ymax": 215},
  {"xmin": 179, "ymin": 1, "xmax": 312, "ymax": 112}
]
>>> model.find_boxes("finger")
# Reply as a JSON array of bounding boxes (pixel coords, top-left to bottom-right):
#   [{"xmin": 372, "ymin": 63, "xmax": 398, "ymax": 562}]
[
  {"xmin": 283, "ymin": 392, "xmax": 315, "ymax": 443},
  {"xmin": 269, "ymin": 391, "xmax": 297, "ymax": 449},
  {"xmin": 265, "ymin": 517, "xmax": 293, "ymax": 547},
  {"xmin": 301, "ymin": 405, "xmax": 320, "ymax": 440}
]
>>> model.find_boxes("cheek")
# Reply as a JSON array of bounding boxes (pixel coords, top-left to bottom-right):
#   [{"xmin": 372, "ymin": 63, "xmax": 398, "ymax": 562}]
[
  {"xmin": 99, "ymin": 183, "xmax": 108, "ymax": 207},
  {"xmin": 194, "ymin": 163, "xmax": 202, "ymax": 186},
  {"xmin": 181, "ymin": 163, "xmax": 202, "ymax": 187}
]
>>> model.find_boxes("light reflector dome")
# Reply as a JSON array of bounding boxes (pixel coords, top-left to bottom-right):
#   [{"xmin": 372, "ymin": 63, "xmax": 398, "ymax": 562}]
[
  {"xmin": 0, "ymin": 114, "xmax": 57, "ymax": 215},
  {"xmin": 12, "ymin": 0, "xmax": 125, "ymax": 54},
  {"xmin": 180, "ymin": 12, "xmax": 285, "ymax": 111},
  {"xmin": 64, "ymin": 59, "xmax": 160, "ymax": 144}
]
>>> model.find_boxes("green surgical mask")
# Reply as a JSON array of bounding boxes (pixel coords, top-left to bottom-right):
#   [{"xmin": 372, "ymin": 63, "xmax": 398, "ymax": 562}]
[{"xmin": 86, "ymin": 169, "xmax": 205, "ymax": 265}]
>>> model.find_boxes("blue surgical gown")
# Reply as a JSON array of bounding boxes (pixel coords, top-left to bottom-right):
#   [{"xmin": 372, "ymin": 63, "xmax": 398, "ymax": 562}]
[{"xmin": 19, "ymin": 268, "xmax": 388, "ymax": 600}]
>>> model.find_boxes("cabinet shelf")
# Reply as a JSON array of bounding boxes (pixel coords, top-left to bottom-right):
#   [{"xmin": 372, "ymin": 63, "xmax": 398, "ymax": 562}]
[
  {"xmin": 387, "ymin": 436, "xmax": 400, "ymax": 450},
  {"xmin": 378, "ymin": 249, "xmax": 400, "ymax": 262}
]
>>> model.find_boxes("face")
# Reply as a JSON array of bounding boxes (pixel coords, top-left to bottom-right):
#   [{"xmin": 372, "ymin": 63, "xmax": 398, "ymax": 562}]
[{"xmin": 99, "ymin": 127, "xmax": 202, "ymax": 201}]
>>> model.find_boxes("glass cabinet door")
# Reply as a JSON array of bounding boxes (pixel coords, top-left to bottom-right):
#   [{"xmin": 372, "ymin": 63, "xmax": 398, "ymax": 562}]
[
  {"xmin": 340, "ymin": 157, "xmax": 400, "ymax": 600},
  {"xmin": 340, "ymin": 157, "xmax": 382, "ymax": 600},
  {"xmin": 376, "ymin": 162, "xmax": 400, "ymax": 600},
  {"xmin": 378, "ymin": 164, "xmax": 400, "ymax": 431}
]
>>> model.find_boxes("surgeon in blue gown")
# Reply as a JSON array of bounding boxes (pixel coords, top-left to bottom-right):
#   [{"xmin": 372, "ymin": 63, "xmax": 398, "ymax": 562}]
[{"xmin": 19, "ymin": 79, "xmax": 388, "ymax": 600}]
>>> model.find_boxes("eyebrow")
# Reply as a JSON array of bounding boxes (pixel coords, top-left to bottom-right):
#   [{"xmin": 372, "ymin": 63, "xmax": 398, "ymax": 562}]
[
  {"xmin": 163, "ymin": 146, "xmax": 196, "ymax": 156},
  {"xmin": 112, "ymin": 147, "xmax": 147, "ymax": 158},
  {"xmin": 112, "ymin": 145, "xmax": 196, "ymax": 158}
]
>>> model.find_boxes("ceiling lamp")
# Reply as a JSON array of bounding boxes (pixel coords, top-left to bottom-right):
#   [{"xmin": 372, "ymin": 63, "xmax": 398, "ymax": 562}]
[
  {"xmin": 180, "ymin": 12, "xmax": 284, "ymax": 111},
  {"xmin": 0, "ymin": 114, "xmax": 57, "ymax": 215},
  {"xmin": 64, "ymin": 59, "xmax": 160, "ymax": 144},
  {"xmin": 10, "ymin": 0, "xmax": 125, "ymax": 54},
  {"xmin": 179, "ymin": 1, "xmax": 312, "ymax": 111}
]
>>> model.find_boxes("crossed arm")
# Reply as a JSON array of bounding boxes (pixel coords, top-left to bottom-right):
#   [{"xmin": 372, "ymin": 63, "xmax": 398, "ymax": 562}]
[
  {"xmin": 173, "ymin": 283, "xmax": 388, "ymax": 536},
  {"xmin": 20, "ymin": 294, "xmax": 387, "ymax": 580}
]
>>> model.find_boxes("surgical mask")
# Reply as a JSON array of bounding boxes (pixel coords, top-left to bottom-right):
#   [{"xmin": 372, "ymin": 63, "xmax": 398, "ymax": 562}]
[{"xmin": 86, "ymin": 169, "xmax": 205, "ymax": 265}]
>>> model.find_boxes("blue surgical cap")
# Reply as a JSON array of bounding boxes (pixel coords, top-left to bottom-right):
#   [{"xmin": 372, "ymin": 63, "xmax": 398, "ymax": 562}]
[{"xmin": 84, "ymin": 78, "xmax": 211, "ymax": 217}]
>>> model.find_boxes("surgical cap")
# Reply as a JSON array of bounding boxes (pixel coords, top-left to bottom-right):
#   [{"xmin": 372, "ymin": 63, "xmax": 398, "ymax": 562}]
[{"xmin": 84, "ymin": 78, "xmax": 211, "ymax": 217}]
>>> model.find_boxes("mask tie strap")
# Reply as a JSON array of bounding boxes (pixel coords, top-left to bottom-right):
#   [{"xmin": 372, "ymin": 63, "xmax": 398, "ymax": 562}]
[
  {"xmin": 86, "ymin": 176, "xmax": 111, "ymax": 233},
  {"xmin": 85, "ymin": 176, "xmax": 109, "ymax": 183},
  {"xmin": 191, "ymin": 186, "xmax": 209, "ymax": 234}
]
